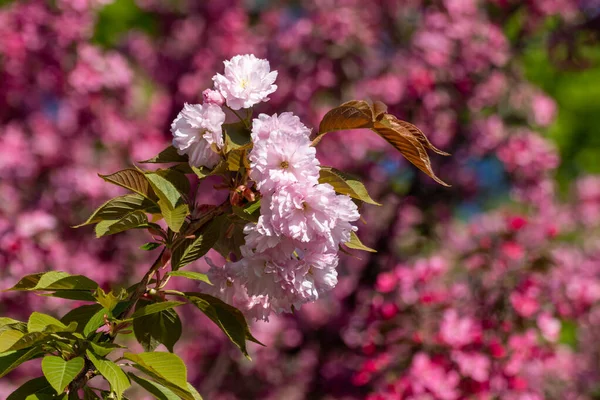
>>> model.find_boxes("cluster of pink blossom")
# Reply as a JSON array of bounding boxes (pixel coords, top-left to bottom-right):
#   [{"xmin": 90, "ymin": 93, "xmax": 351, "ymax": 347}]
[
  {"xmin": 169, "ymin": 54, "xmax": 360, "ymax": 321},
  {"xmin": 1, "ymin": 0, "xmax": 599, "ymax": 398}
]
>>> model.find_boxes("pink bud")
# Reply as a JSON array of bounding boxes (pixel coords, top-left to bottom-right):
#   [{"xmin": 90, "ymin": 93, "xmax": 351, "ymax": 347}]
[{"xmin": 202, "ymin": 89, "xmax": 225, "ymax": 106}]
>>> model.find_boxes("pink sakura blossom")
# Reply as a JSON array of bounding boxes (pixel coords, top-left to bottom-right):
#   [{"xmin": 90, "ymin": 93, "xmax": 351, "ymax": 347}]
[
  {"xmin": 171, "ymin": 103, "xmax": 226, "ymax": 168},
  {"xmin": 202, "ymin": 88, "xmax": 225, "ymax": 106},
  {"xmin": 212, "ymin": 54, "xmax": 278, "ymax": 110},
  {"xmin": 248, "ymin": 124, "xmax": 319, "ymax": 193}
]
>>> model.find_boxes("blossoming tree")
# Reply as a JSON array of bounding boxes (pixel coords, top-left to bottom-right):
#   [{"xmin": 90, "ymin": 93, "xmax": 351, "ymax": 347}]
[{"xmin": 0, "ymin": 55, "xmax": 447, "ymax": 399}]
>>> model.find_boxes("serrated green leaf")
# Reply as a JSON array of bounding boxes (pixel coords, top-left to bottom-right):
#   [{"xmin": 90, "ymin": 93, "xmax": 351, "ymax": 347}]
[
  {"xmin": 5, "ymin": 272, "xmax": 99, "ymax": 292},
  {"xmin": 41, "ymin": 356, "xmax": 85, "ymax": 394},
  {"xmin": 130, "ymin": 301, "xmax": 185, "ymax": 319},
  {"xmin": 0, "ymin": 347, "xmax": 43, "ymax": 378},
  {"xmin": 7, "ymin": 376, "xmax": 55, "ymax": 400},
  {"xmin": 344, "ymin": 231, "xmax": 377, "ymax": 252},
  {"xmin": 319, "ymin": 167, "xmax": 381, "ymax": 205},
  {"xmin": 86, "ymin": 351, "xmax": 130, "ymax": 400},
  {"xmin": 133, "ymin": 302, "xmax": 182, "ymax": 353},
  {"xmin": 159, "ymin": 201, "xmax": 189, "ymax": 233},
  {"xmin": 74, "ymin": 194, "xmax": 159, "ymax": 228},
  {"xmin": 99, "ymin": 169, "xmax": 154, "ymax": 198},
  {"xmin": 167, "ymin": 271, "xmax": 211, "ymax": 285},
  {"xmin": 232, "ymin": 200, "xmax": 261, "ymax": 223},
  {"xmin": 95, "ymin": 210, "xmax": 149, "ymax": 238},
  {"xmin": 226, "ymin": 148, "xmax": 249, "ymax": 172},
  {"xmin": 139, "ymin": 146, "xmax": 188, "ymax": 164},
  {"xmin": 145, "ymin": 170, "xmax": 189, "ymax": 209},
  {"xmin": 185, "ymin": 292, "xmax": 263, "ymax": 359},
  {"xmin": 140, "ymin": 242, "xmax": 162, "ymax": 251},
  {"xmin": 171, "ymin": 217, "xmax": 223, "ymax": 270},
  {"xmin": 128, "ymin": 373, "xmax": 181, "ymax": 400},
  {"xmin": 123, "ymin": 352, "xmax": 192, "ymax": 400}
]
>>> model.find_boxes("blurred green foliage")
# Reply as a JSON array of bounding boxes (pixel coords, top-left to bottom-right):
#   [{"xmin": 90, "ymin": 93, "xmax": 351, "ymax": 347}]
[
  {"xmin": 522, "ymin": 42, "xmax": 600, "ymax": 187},
  {"xmin": 93, "ymin": 0, "xmax": 158, "ymax": 48}
]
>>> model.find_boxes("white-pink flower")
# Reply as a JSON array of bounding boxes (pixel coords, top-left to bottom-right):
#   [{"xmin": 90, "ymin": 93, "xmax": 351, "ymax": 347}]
[
  {"xmin": 264, "ymin": 183, "xmax": 359, "ymax": 251},
  {"xmin": 251, "ymin": 112, "xmax": 311, "ymax": 142},
  {"xmin": 171, "ymin": 103, "xmax": 226, "ymax": 168},
  {"xmin": 212, "ymin": 54, "xmax": 278, "ymax": 110},
  {"xmin": 249, "ymin": 129, "xmax": 320, "ymax": 193}
]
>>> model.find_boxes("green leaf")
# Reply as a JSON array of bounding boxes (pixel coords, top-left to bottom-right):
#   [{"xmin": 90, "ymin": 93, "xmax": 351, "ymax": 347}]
[
  {"xmin": 61, "ymin": 304, "xmax": 106, "ymax": 336},
  {"xmin": 0, "ymin": 330, "xmax": 24, "ymax": 352},
  {"xmin": 145, "ymin": 170, "xmax": 189, "ymax": 209},
  {"xmin": 226, "ymin": 148, "xmax": 249, "ymax": 172},
  {"xmin": 98, "ymin": 169, "xmax": 154, "ymax": 199},
  {"xmin": 41, "ymin": 290, "xmax": 97, "ymax": 302},
  {"xmin": 232, "ymin": 200, "xmax": 261, "ymax": 223},
  {"xmin": 159, "ymin": 201, "xmax": 189, "ymax": 233},
  {"xmin": 123, "ymin": 352, "xmax": 193, "ymax": 400},
  {"xmin": 7, "ymin": 376, "xmax": 55, "ymax": 400},
  {"xmin": 344, "ymin": 231, "xmax": 377, "ymax": 252},
  {"xmin": 133, "ymin": 303, "xmax": 182, "ymax": 353},
  {"xmin": 86, "ymin": 350, "xmax": 130, "ymax": 400},
  {"xmin": 319, "ymin": 167, "xmax": 381, "ymax": 205},
  {"xmin": 74, "ymin": 194, "xmax": 159, "ymax": 228},
  {"xmin": 223, "ymin": 121, "xmax": 252, "ymax": 151},
  {"xmin": 0, "ymin": 347, "xmax": 43, "ymax": 378},
  {"xmin": 140, "ymin": 242, "xmax": 162, "ymax": 251},
  {"xmin": 89, "ymin": 342, "xmax": 122, "ymax": 357},
  {"xmin": 6, "ymin": 272, "xmax": 99, "ymax": 292},
  {"xmin": 95, "ymin": 288, "xmax": 128, "ymax": 312},
  {"xmin": 171, "ymin": 217, "xmax": 223, "ymax": 270},
  {"xmin": 130, "ymin": 301, "xmax": 185, "ymax": 319},
  {"xmin": 28, "ymin": 312, "xmax": 68, "ymax": 333},
  {"xmin": 128, "ymin": 373, "xmax": 180, "ymax": 400},
  {"xmin": 41, "ymin": 356, "xmax": 85, "ymax": 394},
  {"xmin": 139, "ymin": 146, "xmax": 188, "ymax": 164},
  {"xmin": 185, "ymin": 292, "xmax": 263, "ymax": 359},
  {"xmin": 167, "ymin": 271, "xmax": 211, "ymax": 285},
  {"xmin": 95, "ymin": 210, "xmax": 149, "ymax": 238},
  {"xmin": 186, "ymin": 383, "xmax": 203, "ymax": 400}
]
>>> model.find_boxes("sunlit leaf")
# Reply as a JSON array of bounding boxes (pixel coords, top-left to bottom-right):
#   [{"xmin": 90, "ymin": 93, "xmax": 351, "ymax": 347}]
[
  {"xmin": 41, "ymin": 356, "xmax": 85, "ymax": 394},
  {"xmin": 167, "ymin": 271, "xmax": 211, "ymax": 285},
  {"xmin": 95, "ymin": 210, "xmax": 149, "ymax": 238},
  {"xmin": 139, "ymin": 146, "xmax": 188, "ymax": 164},
  {"xmin": 74, "ymin": 194, "xmax": 158, "ymax": 228},
  {"xmin": 86, "ymin": 351, "xmax": 130, "ymax": 400},
  {"xmin": 98, "ymin": 169, "xmax": 154, "ymax": 199},
  {"xmin": 5, "ymin": 272, "xmax": 99, "ymax": 292},
  {"xmin": 344, "ymin": 231, "xmax": 377, "ymax": 252},
  {"xmin": 124, "ymin": 352, "xmax": 193, "ymax": 400},
  {"xmin": 319, "ymin": 167, "xmax": 381, "ymax": 205}
]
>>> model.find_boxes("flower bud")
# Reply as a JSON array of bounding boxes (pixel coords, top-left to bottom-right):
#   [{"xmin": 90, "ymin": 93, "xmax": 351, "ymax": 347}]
[{"xmin": 202, "ymin": 89, "xmax": 225, "ymax": 106}]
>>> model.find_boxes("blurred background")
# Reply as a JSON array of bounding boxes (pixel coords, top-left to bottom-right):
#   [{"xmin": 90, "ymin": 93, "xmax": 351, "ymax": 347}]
[{"xmin": 1, "ymin": 0, "xmax": 600, "ymax": 399}]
